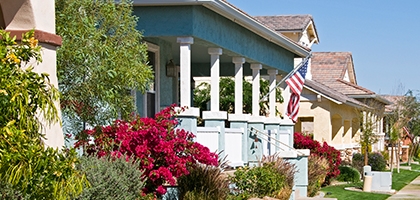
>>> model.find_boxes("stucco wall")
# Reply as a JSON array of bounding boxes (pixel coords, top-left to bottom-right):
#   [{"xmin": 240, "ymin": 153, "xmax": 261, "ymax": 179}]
[
  {"xmin": 1, "ymin": 0, "xmax": 64, "ymax": 149},
  {"xmin": 294, "ymin": 88, "xmax": 361, "ymax": 146}
]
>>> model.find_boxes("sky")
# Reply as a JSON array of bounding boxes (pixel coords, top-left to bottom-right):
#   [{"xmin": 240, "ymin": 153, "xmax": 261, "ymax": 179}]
[{"xmin": 228, "ymin": 0, "xmax": 420, "ymax": 95}]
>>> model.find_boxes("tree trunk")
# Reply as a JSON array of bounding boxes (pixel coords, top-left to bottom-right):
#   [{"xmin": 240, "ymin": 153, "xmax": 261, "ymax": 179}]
[
  {"xmin": 390, "ymin": 144, "xmax": 394, "ymax": 172},
  {"xmin": 397, "ymin": 141, "xmax": 400, "ymax": 173},
  {"xmin": 364, "ymin": 147, "xmax": 369, "ymax": 166}
]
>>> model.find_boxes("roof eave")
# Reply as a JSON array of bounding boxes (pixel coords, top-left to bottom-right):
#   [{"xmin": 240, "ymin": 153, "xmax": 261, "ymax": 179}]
[
  {"xmin": 133, "ymin": 0, "xmax": 310, "ymax": 58},
  {"xmin": 303, "ymin": 85, "xmax": 343, "ymax": 105},
  {"xmin": 348, "ymin": 94, "xmax": 392, "ymax": 105}
]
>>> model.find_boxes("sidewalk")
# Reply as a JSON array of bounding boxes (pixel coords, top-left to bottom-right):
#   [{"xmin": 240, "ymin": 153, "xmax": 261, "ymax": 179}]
[{"xmin": 387, "ymin": 175, "xmax": 420, "ymax": 200}]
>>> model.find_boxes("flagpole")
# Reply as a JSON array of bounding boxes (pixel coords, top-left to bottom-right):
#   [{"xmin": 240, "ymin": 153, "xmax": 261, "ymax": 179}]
[{"xmin": 259, "ymin": 53, "xmax": 312, "ymax": 102}]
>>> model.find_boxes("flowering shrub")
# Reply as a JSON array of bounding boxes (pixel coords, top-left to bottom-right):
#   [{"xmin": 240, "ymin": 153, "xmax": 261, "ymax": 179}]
[
  {"xmin": 75, "ymin": 105, "xmax": 218, "ymax": 195},
  {"xmin": 294, "ymin": 132, "xmax": 341, "ymax": 184}
]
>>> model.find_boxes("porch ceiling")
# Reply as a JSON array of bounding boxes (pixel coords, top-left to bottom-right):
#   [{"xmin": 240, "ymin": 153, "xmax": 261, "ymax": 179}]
[
  {"xmin": 160, "ymin": 36, "xmax": 257, "ymax": 63},
  {"xmin": 153, "ymin": 36, "xmax": 288, "ymax": 77}
]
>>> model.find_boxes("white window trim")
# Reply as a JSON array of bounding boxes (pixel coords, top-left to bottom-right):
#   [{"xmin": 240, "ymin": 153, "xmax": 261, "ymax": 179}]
[{"xmin": 144, "ymin": 42, "xmax": 160, "ymax": 117}]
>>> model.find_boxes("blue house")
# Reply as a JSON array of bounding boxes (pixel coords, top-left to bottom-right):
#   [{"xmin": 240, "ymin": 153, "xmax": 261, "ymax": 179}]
[{"xmin": 133, "ymin": 1, "xmax": 311, "ymax": 198}]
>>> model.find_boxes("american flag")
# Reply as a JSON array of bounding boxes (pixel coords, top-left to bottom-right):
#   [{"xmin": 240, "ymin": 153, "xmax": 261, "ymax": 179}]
[{"xmin": 286, "ymin": 60, "xmax": 308, "ymax": 123}]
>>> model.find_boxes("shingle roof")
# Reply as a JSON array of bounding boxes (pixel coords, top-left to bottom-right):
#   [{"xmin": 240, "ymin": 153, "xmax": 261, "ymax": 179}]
[
  {"xmin": 306, "ymin": 52, "xmax": 391, "ymax": 106},
  {"xmin": 219, "ymin": 1, "xmax": 310, "ymax": 52},
  {"xmin": 310, "ymin": 52, "xmax": 353, "ymax": 84},
  {"xmin": 310, "ymin": 52, "xmax": 376, "ymax": 96},
  {"xmin": 331, "ymin": 79, "xmax": 375, "ymax": 95},
  {"xmin": 304, "ymin": 80, "xmax": 368, "ymax": 108},
  {"xmin": 381, "ymin": 95, "xmax": 403, "ymax": 113},
  {"xmin": 254, "ymin": 15, "xmax": 313, "ymax": 32}
]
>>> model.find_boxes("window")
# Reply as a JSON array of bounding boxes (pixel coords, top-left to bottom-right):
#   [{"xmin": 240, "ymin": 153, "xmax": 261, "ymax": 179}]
[{"xmin": 143, "ymin": 42, "xmax": 160, "ymax": 117}]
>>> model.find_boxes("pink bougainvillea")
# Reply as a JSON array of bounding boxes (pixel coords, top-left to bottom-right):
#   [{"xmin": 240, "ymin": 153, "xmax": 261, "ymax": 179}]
[
  {"xmin": 293, "ymin": 132, "xmax": 341, "ymax": 184},
  {"xmin": 75, "ymin": 105, "xmax": 218, "ymax": 195}
]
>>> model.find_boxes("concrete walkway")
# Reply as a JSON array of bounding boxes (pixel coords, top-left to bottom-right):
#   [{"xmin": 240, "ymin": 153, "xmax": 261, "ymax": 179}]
[{"xmin": 388, "ymin": 175, "xmax": 420, "ymax": 200}]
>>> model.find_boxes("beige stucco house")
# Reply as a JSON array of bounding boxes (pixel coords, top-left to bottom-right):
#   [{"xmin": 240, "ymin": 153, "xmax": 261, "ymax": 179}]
[
  {"xmin": 300, "ymin": 53, "xmax": 390, "ymax": 154},
  {"xmin": 257, "ymin": 16, "xmax": 390, "ymax": 162},
  {"xmin": 0, "ymin": 0, "xmax": 64, "ymax": 148}
]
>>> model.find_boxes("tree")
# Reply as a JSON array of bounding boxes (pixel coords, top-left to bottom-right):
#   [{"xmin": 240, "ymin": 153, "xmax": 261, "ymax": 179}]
[
  {"xmin": 0, "ymin": 30, "xmax": 87, "ymax": 199},
  {"xmin": 356, "ymin": 99, "xmax": 386, "ymax": 166},
  {"xmin": 56, "ymin": 0, "xmax": 153, "ymax": 135},
  {"xmin": 193, "ymin": 77, "xmax": 283, "ymax": 117},
  {"xmin": 393, "ymin": 90, "xmax": 420, "ymax": 166}
]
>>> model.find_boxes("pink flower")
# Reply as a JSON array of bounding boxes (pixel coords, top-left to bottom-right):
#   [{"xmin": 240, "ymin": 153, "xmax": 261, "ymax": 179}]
[{"xmin": 75, "ymin": 104, "xmax": 218, "ymax": 195}]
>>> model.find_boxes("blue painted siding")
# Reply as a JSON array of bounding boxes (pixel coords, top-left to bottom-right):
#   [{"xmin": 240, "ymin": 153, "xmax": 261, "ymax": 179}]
[
  {"xmin": 191, "ymin": 6, "xmax": 294, "ymax": 72},
  {"xmin": 134, "ymin": 6, "xmax": 194, "ymax": 37},
  {"xmin": 134, "ymin": 6, "xmax": 294, "ymax": 73},
  {"xmin": 136, "ymin": 38, "xmax": 176, "ymax": 116}
]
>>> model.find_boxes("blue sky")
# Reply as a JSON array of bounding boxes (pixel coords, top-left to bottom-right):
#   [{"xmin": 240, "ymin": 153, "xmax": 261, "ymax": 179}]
[{"xmin": 228, "ymin": 0, "xmax": 420, "ymax": 95}]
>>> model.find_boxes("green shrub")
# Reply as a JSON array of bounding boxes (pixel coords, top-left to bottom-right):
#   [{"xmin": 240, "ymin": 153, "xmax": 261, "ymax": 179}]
[
  {"xmin": 337, "ymin": 166, "xmax": 361, "ymax": 183},
  {"xmin": 368, "ymin": 152, "xmax": 386, "ymax": 171},
  {"xmin": 177, "ymin": 164, "xmax": 230, "ymax": 200},
  {"xmin": 230, "ymin": 165, "xmax": 284, "ymax": 199},
  {"xmin": 352, "ymin": 152, "xmax": 387, "ymax": 174},
  {"xmin": 229, "ymin": 156, "xmax": 295, "ymax": 199},
  {"xmin": 74, "ymin": 154, "xmax": 146, "ymax": 200},
  {"xmin": 0, "ymin": 180, "xmax": 30, "ymax": 200},
  {"xmin": 0, "ymin": 30, "xmax": 87, "ymax": 200},
  {"xmin": 307, "ymin": 155, "xmax": 329, "ymax": 197},
  {"xmin": 352, "ymin": 153, "xmax": 365, "ymax": 176}
]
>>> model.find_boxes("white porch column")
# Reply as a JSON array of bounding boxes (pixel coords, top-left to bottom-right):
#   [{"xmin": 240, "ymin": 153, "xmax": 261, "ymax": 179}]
[
  {"xmin": 250, "ymin": 64, "xmax": 262, "ymax": 116},
  {"xmin": 233, "ymin": 57, "xmax": 245, "ymax": 114},
  {"xmin": 208, "ymin": 48, "xmax": 222, "ymax": 111},
  {"xmin": 267, "ymin": 69, "xmax": 278, "ymax": 118},
  {"xmin": 177, "ymin": 37, "xmax": 194, "ymax": 107}
]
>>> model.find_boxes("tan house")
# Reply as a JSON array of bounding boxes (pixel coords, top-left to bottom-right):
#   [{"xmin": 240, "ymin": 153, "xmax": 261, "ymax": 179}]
[
  {"xmin": 0, "ymin": 0, "xmax": 64, "ymax": 148},
  {"xmin": 256, "ymin": 16, "xmax": 390, "ymax": 161},
  {"xmin": 300, "ymin": 52, "xmax": 390, "ymax": 154}
]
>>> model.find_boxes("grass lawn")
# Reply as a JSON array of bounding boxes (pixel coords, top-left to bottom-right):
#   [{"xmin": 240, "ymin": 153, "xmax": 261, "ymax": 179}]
[
  {"xmin": 321, "ymin": 163, "xmax": 420, "ymax": 200},
  {"xmin": 321, "ymin": 183, "xmax": 390, "ymax": 200},
  {"xmin": 393, "ymin": 163, "xmax": 420, "ymax": 190}
]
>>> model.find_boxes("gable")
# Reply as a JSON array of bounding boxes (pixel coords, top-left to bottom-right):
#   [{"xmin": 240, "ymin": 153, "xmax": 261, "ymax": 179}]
[{"xmin": 254, "ymin": 15, "xmax": 319, "ymax": 48}]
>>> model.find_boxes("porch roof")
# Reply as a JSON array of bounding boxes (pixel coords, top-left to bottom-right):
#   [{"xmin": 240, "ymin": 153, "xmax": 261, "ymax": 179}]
[
  {"xmin": 133, "ymin": 0, "xmax": 310, "ymax": 74},
  {"xmin": 134, "ymin": 0, "xmax": 309, "ymax": 57}
]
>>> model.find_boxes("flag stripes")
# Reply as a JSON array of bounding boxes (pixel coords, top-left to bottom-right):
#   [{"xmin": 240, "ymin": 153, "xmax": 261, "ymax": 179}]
[{"xmin": 286, "ymin": 60, "xmax": 308, "ymax": 123}]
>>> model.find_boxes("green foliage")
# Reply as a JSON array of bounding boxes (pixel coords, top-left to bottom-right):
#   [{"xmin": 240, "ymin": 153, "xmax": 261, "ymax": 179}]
[
  {"xmin": 74, "ymin": 154, "xmax": 146, "ymax": 200},
  {"xmin": 352, "ymin": 153, "xmax": 365, "ymax": 176},
  {"xmin": 0, "ymin": 30, "xmax": 88, "ymax": 199},
  {"xmin": 194, "ymin": 77, "xmax": 283, "ymax": 117},
  {"xmin": 0, "ymin": 30, "xmax": 58, "ymax": 139},
  {"xmin": 352, "ymin": 152, "xmax": 387, "ymax": 174},
  {"xmin": 229, "ymin": 157, "xmax": 295, "ymax": 199},
  {"xmin": 359, "ymin": 112, "xmax": 379, "ymax": 165},
  {"xmin": 230, "ymin": 165, "xmax": 285, "ymax": 199},
  {"xmin": 177, "ymin": 164, "xmax": 230, "ymax": 200},
  {"xmin": 307, "ymin": 155, "xmax": 329, "ymax": 197},
  {"xmin": 56, "ymin": 0, "xmax": 153, "ymax": 134},
  {"xmin": 337, "ymin": 166, "xmax": 361, "ymax": 183},
  {"xmin": 0, "ymin": 126, "xmax": 87, "ymax": 199},
  {"xmin": 0, "ymin": 180, "xmax": 30, "ymax": 199},
  {"xmin": 368, "ymin": 152, "xmax": 387, "ymax": 171}
]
